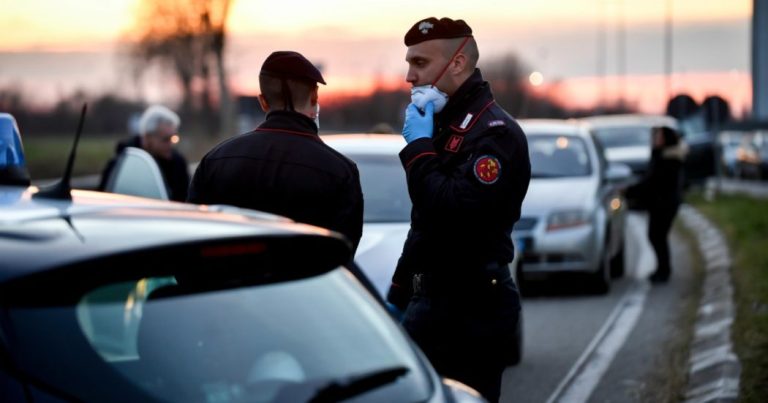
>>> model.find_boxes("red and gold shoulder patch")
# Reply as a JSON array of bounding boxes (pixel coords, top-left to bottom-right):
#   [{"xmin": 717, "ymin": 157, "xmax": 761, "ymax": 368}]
[
  {"xmin": 473, "ymin": 155, "xmax": 501, "ymax": 184},
  {"xmin": 445, "ymin": 134, "xmax": 464, "ymax": 152}
]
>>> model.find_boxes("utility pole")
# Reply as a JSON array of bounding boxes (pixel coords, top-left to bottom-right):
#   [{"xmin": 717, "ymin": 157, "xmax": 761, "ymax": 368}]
[
  {"xmin": 665, "ymin": 0, "xmax": 673, "ymax": 102},
  {"xmin": 597, "ymin": 0, "xmax": 607, "ymax": 112},
  {"xmin": 754, "ymin": 0, "xmax": 768, "ymax": 120},
  {"xmin": 617, "ymin": 0, "xmax": 626, "ymax": 105}
]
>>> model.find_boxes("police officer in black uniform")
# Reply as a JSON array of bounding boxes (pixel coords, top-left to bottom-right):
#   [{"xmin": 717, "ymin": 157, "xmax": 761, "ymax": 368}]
[
  {"xmin": 188, "ymin": 51, "xmax": 364, "ymax": 250},
  {"xmin": 386, "ymin": 18, "xmax": 531, "ymax": 402}
]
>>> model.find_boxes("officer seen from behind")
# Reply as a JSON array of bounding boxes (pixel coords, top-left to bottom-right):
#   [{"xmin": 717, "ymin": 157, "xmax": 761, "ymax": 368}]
[
  {"xmin": 188, "ymin": 51, "xmax": 364, "ymax": 251},
  {"xmin": 386, "ymin": 17, "xmax": 531, "ymax": 402}
]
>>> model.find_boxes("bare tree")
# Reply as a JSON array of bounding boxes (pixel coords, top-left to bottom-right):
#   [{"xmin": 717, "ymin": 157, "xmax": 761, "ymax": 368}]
[{"xmin": 128, "ymin": 0, "xmax": 234, "ymax": 137}]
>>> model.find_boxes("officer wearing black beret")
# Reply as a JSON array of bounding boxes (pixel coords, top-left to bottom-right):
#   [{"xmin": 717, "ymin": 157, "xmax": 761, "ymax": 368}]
[
  {"xmin": 387, "ymin": 17, "xmax": 531, "ymax": 402},
  {"xmin": 188, "ymin": 51, "xmax": 363, "ymax": 251}
]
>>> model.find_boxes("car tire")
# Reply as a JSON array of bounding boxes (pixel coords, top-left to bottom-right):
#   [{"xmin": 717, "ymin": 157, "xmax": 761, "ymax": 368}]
[
  {"xmin": 589, "ymin": 249, "xmax": 611, "ymax": 295},
  {"xmin": 610, "ymin": 237, "xmax": 625, "ymax": 278}
]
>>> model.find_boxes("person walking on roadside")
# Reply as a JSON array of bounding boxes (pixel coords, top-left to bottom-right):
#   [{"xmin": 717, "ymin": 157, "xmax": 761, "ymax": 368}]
[
  {"xmin": 187, "ymin": 51, "xmax": 363, "ymax": 251},
  {"xmin": 629, "ymin": 126, "xmax": 687, "ymax": 283},
  {"xmin": 385, "ymin": 17, "xmax": 531, "ymax": 402},
  {"xmin": 99, "ymin": 105, "xmax": 190, "ymax": 202}
]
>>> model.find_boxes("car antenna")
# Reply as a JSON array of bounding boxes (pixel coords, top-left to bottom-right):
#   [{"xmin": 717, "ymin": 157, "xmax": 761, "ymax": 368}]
[{"xmin": 33, "ymin": 103, "xmax": 87, "ymax": 201}]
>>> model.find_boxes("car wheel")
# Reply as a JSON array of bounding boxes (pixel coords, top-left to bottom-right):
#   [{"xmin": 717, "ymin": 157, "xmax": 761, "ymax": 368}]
[
  {"xmin": 610, "ymin": 237, "xmax": 625, "ymax": 278},
  {"xmin": 589, "ymin": 249, "xmax": 611, "ymax": 295}
]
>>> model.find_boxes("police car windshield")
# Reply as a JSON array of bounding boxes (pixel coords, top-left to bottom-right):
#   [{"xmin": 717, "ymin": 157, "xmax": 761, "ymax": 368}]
[{"xmin": 350, "ymin": 154, "xmax": 411, "ymax": 223}]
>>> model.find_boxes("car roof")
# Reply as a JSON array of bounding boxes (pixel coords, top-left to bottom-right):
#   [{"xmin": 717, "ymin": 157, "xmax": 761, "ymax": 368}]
[
  {"xmin": 518, "ymin": 119, "xmax": 590, "ymax": 138},
  {"xmin": 581, "ymin": 114, "xmax": 679, "ymax": 129},
  {"xmin": 0, "ymin": 186, "xmax": 346, "ymax": 281},
  {"xmin": 321, "ymin": 133, "xmax": 405, "ymax": 155}
]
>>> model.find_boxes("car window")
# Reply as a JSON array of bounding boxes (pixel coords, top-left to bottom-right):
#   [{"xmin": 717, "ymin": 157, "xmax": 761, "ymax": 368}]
[
  {"xmin": 348, "ymin": 154, "xmax": 411, "ymax": 223},
  {"xmin": 528, "ymin": 135, "xmax": 592, "ymax": 178},
  {"xmin": 592, "ymin": 127, "xmax": 651, "ymax": 149},
  {"xmin": 7, "ymin": 268, "xmax": 431, "ymax": 403}
]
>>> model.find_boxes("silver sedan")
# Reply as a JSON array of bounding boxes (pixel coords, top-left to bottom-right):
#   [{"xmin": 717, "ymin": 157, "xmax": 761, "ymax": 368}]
[{"xmin": 514, "ymin": 120, "xmax": 631, "ymax": 294}]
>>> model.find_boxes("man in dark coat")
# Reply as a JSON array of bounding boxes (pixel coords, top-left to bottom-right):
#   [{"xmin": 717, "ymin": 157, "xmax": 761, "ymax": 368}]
[
  {"xmin": 386, "ymin": 17, "xmax": 531, "ymax": 402},
  {"xmin": 98, "ymin": 105, "xmax": 190, "ymax": 202},
  {"xmin": 187, "ymin": 51, "xmax": 363, "ymax": 251}
]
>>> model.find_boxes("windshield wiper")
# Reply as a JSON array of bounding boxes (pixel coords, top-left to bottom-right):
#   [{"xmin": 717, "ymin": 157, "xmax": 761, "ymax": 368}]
[{"xmin": 309, "ymin": 366, "xmax": 409, "ymax": 403}]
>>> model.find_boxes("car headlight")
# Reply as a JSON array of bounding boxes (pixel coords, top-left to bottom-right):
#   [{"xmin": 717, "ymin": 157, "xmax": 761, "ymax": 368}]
[{"xmin": 546, "ymin": 210, "xmax": 591, "ymax": 231}]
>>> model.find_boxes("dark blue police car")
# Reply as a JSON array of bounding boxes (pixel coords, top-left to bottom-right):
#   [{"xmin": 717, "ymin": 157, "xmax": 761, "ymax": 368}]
[{"xmin": 0, "ymin": 112, "xmax": 485, "ymax": 402}]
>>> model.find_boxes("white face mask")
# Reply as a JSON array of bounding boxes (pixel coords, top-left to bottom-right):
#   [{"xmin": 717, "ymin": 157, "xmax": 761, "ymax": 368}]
[
  {"xmin": 410, "ymin": 85, "xmax": 448, "ymax": 114},
  {"xmin": 313, "ymin": 103, "xmax": 320, "ymax": 130}
]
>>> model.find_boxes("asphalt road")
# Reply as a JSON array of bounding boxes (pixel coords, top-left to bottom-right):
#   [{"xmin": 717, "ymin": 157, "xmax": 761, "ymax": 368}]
[{"xmin": 501, "ymin": 212, "xmax": 696, "ymax": 403}]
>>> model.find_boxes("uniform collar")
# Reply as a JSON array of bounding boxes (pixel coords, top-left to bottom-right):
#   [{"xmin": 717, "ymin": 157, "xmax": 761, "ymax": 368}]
[
  {"xmin": 437, "ymin": 69, "xmax": 494, "ymax": 131},
  {"xmin": 259, "ymin": 110, "xmax": 319, "ymax": 136},
  {"xmin": 438, "ymin": 69, "xmax": 488, "ymax": 118}
]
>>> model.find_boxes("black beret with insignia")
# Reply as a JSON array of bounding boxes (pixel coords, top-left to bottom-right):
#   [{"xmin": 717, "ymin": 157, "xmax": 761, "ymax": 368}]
[
  {"xmin": 404, "ymin": 17, "xmax": 473, "ymax": 46},
  {"xmin": 260, "ymin": 51, "xmax": 326, "ymax": 85}
]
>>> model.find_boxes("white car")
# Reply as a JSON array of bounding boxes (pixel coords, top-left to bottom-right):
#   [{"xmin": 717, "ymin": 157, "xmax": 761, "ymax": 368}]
[
  {"xmin": 322, "ymin": 134, "xmax": 411, "ymax": 297},
  {"xmin": 515, "ymin": 120, "xmax": 631, "ymax": 294},
  {"xmin": 582, "ymin": 114, "xmax": 678, "ymax": 178}
]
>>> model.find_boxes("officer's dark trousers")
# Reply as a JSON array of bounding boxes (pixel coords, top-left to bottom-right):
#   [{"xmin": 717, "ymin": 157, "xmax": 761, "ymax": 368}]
[
  {"xmin": 647, "ymin": 204, "xmax": 679, "ymax": 277},
  {"xmin": 402, "ymin": 277, "xmax": 520, "ymax": 402}
]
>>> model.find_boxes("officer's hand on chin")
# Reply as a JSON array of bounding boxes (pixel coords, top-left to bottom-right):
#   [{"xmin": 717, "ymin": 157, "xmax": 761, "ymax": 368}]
[{"xmin": 402, "ymin": 101, "xmax": 434, "ymax": 143}]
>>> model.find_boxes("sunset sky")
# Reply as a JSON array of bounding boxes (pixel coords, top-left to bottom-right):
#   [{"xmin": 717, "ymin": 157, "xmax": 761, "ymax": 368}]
[{"xmin": 0, "ymin": 0, "xmax": 754, "ymax": 115}]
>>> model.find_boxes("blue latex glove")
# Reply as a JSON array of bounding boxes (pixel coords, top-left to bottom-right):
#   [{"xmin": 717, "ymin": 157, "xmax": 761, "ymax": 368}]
[{"xmin": 402, "ymin": 101, "xmax": 434, "ymax": 144}]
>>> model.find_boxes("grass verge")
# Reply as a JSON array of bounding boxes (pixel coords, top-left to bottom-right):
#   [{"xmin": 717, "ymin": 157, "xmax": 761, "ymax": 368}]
[
  {"xmin": 687, "ymin": 191, "xmax": 768, "ymax": 403},
  {"xmin": 22, "ymin": 134, "xmax": 222, "ymax": 181}
]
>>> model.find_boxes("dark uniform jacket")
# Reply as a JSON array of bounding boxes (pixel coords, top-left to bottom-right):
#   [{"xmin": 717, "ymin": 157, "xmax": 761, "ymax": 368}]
[
  {"xmin": 387, "ymin": 69, "xmax": 531, "ymax": 308},
  {"xmin": 98, "ymin": 136, "xmax": 190, "ymax": 202},
  {"xmin": 187, "ymin": 111, "xmax": 364, "ymax": 251}
]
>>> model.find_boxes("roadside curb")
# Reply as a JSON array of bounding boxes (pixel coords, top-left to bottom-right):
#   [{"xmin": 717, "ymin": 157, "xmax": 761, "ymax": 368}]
[{"xmin": 678, "ymin": 204, "xmax": 740, "ymax": 403}]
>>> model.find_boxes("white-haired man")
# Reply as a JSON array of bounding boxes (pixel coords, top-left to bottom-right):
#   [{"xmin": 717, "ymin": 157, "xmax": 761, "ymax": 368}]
[{"xmin": 99, "ymin": 105, "xmax": 190, "ymax": 201}]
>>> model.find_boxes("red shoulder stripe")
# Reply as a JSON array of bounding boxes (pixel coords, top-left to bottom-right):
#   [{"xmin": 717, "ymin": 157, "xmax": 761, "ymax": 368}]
[
  {"xmin": 258, "ymin": 128, "xmax": 321, "ymax": 141},
  {"xmin": 405, "ymin": 151, "xmax": 437, "ymax": 168}
]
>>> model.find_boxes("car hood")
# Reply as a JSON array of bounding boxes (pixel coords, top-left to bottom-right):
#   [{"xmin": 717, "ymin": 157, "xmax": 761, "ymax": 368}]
[
  {"xmin": 521, "ymin": 178, "xmax": 595, "ymax": 216},
  {"xmin": 355, "ymin": 222, "xmax": 410, "ymax": 297}
]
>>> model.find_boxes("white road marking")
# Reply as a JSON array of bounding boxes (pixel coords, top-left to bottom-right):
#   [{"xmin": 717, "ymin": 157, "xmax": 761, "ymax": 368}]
[
  {"xmin": 545, "ymin": 283, "xmax": 650, "ymax": 403},
  {"xmin": 545, "ymin": 212, "xmax": 653, "ymax": 403}
]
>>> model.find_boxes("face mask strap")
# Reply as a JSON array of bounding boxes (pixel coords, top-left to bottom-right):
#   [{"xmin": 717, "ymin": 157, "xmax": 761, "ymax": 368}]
[
  {"xmin": 280, "ymin": 78, "xmax": 295, "ymax": 111},
  {"xmin": 430, "ymin": 36, "xmax": 471, "ymax": 87}
]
